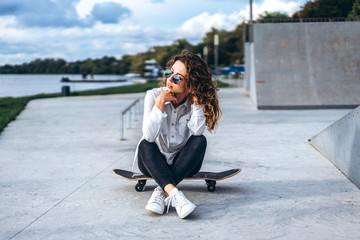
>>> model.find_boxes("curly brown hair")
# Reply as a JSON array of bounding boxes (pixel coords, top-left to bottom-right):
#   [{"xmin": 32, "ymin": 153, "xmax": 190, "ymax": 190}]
[{"xmin": 162, "ymin": 50, "xmax": 221, "ymax": 132}]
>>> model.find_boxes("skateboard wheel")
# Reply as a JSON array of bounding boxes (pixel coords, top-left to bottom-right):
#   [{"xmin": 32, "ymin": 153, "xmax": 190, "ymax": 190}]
[
  {"xmin": 135, "ymin": 184, "xmax": 144, "ymax": 192},
  {"xmin": 206, "ymin": 180, "xmax": 216, "ymax": 192},
  {"xmin": 207, "ymin": 184, "xmax": 216, "ymax": 192},
  {"xmin": 135, "ymin": 180, "xmax": 147, "ymax": 192}
]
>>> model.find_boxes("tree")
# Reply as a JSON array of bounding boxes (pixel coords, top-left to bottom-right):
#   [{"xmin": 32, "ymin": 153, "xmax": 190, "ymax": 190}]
[
  {"xmin": 348, "ymin": 0, "xmax": 360, "ymax": 19},
  {"xmin": 258, "ymin": 11, "xmax": 292, "ymax": 22},
  {"xmin": 226, "ymin": 24, "xmax": 244, "ymax": 65},
  {"xmin": 295, "ymin": 0, "xmax": 356, "ymax": 18},
  {"xmin": 152, "ymin": 38, "xmax": 195, "ymax": 68},
  {"xmin": 200, "ymin": 27, "xmax": 218, "ymax": 69},
  {"xmin": 117, "ymin": 55, "xmax": 132, "ymax": 74},
  {"xmin": 0, "ymin": 23, "xmax": 246, "ymax": 74}
]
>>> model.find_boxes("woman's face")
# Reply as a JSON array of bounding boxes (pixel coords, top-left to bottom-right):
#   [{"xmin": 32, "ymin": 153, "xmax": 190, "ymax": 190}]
[{"xmin": 166, "ymin": 60, "xmax": 188, "ymax": 94}]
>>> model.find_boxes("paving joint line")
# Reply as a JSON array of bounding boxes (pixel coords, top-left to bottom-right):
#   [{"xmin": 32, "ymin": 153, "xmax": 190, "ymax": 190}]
[{"xmin": 8, "ymin": 156, "xmax": 126, "ymax": 240}]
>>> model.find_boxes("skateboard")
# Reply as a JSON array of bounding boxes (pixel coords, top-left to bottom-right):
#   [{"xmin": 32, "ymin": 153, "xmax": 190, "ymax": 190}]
[{"xmin": 112, "ymin": 168, "xmax": 241, "ymax": 192}]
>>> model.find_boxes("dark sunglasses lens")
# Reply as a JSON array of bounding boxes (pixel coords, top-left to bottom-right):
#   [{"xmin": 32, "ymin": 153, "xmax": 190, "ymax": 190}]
[
  {"xmin": 173, "ymin": 75, "xmax": 180, "ymax": 84},
  {"xmin": 164, "ymin": 69, "xmax": 171, "ymax": 78}
]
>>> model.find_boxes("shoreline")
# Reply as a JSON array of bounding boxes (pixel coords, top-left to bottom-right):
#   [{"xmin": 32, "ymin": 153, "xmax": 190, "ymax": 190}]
[
  {"xmin": 0, "ymin": 81, "xmax": 160, "ymax": 135},
  {"xmin": 0, "ymin": 80, "xmax": 229, "ymax": 135}
]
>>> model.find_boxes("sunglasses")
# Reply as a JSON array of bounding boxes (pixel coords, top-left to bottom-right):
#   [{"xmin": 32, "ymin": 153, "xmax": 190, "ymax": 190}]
[{"xmin": 164, "ymin": 69, "xmax": 181, "ymax": 84}]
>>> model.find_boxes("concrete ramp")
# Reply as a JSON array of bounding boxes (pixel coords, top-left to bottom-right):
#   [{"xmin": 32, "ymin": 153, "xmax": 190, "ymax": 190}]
[
  {"xmin": 309, "ymin": 106, "xmax": 360, "ymax": 189},
  {"xmin": 247, "ymin": 22, "xmax": 360, "ymax": 109}
]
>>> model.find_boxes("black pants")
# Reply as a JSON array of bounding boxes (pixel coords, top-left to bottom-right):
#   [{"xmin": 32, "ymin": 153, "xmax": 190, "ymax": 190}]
[{"xmin": 138, "ymin": 135, "xmax": 207, "ymax": 190}]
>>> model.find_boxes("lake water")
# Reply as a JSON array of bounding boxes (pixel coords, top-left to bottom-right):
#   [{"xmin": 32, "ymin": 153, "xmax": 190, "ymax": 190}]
[{"xmin": 0, "ymin": 74, "xmax": 136, "ymax": 97}]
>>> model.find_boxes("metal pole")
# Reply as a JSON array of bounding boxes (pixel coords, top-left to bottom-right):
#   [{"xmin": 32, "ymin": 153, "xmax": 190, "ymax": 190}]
[
  {"xmin": 120, "ymin": 114, "xmax": 124, "ymax": 140},
  {"xmin": 214, "ymin": 34, "xmax": 219, "ymax": 74},
  {"xmin": 137, "ymin": 101, "xmax": 140, "ymax": 117},
  {"xmin": 242, "ymin": 19, "xmax": 246, "ymax": 44},
  {"xmin": 250, "ymin": 0, "xmax": 253, "ymax": 24},
  {"xmin": 135, "ymin": 101, "xmax": 139, "ymax": 120},
  {"xmin": 203, "ymin": 46, "xmax": 208, "ymax": 64},
  {"xmin": 120, "ymin": 98, "xmax": 142, "ymax": 140},
  {"xmin": 249, "ymin": 0, "xmax": 253, "ymax": 42},
  {"xmin": 128, "ymin": 109, "xmax": 132, "ymax": 128},
  {"xmin": 133, "ymin": 105, "xmax": 136, "ymax": 121}
]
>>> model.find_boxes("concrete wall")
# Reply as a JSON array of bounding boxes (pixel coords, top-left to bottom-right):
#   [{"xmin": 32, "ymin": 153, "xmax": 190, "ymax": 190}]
[
  {"xmin": 248, "ymin": 22, "xmax": 360, "ymax": 109},
  {"xmin": 309, "ymin": 106, "xmax": 360, "ymax": 189},
  {"xmin": 249, "ymin": 43, "xmax": 257, "ymax": 105},
  {"xmin": 244, "ymin": 43, "xmax": 251, "ymax": 92},
  {"xmin": 244, "ymin": 42, "xmax": 257, "ymax": 105}
]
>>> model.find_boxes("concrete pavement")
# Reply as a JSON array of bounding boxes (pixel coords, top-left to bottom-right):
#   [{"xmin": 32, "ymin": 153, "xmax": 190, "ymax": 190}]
[{"xmin": 1, "ymin": 88, "xmax": 360, "ymax": 240}]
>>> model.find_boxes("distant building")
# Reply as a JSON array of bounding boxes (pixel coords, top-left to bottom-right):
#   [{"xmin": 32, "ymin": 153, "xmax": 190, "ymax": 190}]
[{"xmin": 144, "ymin": 59, "xmax": 163, "ymax": 78}]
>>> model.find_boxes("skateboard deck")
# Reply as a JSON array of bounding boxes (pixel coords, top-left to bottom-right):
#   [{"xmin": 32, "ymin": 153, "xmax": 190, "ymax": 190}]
[{"xmin": 113, "ymin": 168, "xmax": 241, "ymax": 192}]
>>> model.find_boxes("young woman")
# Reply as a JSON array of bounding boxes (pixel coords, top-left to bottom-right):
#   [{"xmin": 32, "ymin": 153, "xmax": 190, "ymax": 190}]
[{"xmin": 132, "ymin": 50, "xmax": 221, "ymax": 218}]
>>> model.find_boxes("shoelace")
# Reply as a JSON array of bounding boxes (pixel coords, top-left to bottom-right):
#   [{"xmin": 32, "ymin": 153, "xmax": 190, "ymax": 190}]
[
  {"xmin": 150, "ymin": 189, "xmax": 165, "ymax": 205},
  {"xmin": 165, "ymin": 191, "xmax": 189, "ymax": 213},
  {"xmin": 165, "ymin": 196, "xmax": 173, "ymax": 213}
]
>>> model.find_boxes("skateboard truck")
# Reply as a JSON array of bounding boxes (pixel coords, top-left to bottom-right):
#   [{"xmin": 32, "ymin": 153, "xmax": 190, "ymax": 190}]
[
  {"xmin": 205, "ymin": 180, "xmax": 216, "ymax": 192},
  {"xmin": 113, "ymin": 168, "xmax": 241, "ymax": 193}
]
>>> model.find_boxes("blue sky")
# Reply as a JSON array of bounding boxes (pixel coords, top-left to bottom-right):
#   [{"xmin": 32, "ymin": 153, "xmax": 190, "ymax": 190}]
[{"xmin": 0, "ymin": 0, "xmax": 307, "ymax": 65}]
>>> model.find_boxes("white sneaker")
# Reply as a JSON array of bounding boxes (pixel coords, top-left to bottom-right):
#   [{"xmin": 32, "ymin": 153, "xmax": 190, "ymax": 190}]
[
  {"xmin": 165, "ymin": 188, "xmax": 196, "ymax": 219},
  {"xmin": 145, "ymin": 186, "xmax": 166, "ymax": 215}
]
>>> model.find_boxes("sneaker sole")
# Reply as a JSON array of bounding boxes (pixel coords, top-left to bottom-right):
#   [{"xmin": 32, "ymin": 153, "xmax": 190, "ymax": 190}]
[
  {"xmin": 145, "ymin": 205, "xmax": 164, "ymax": 215},
  {"xmin": 179, "ymin": 204, "xmax": 196, "ymax": 219}
]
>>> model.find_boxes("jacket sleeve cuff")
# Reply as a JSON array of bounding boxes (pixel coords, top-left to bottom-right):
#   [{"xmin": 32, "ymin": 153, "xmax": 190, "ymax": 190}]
[
  {"xmin": 150, "ymin": 106, "xmax": 167, "ymax": 123},
  {"xmin": 191, "ymin": 104, "xmax": 204, "ymax": 117}
]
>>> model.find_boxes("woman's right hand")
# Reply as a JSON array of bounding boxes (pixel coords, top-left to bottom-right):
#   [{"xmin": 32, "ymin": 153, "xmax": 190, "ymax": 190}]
[{"xmin": 155, "ymin": 89, "xmax": 178, "ymax": 112}]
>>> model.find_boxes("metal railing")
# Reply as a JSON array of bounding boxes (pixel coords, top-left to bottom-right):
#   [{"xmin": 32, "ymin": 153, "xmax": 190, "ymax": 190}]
[
  {"xmin": 256, "ymin": 17, "xmax": 360, "ymax": 24},
  {"xmin": 120, "ymin": 98, "xmax": 142, "ymax": 140}
]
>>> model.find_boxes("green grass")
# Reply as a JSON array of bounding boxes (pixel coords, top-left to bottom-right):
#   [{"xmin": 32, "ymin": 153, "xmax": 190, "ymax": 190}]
[
  {"xmin": 0, "ymin": 93, "xmax": 63, "ymax": 134},
  {"xmin": 0, "ymin": 96, "xmax": 31, "ymax": 133},
  {"xmin": 0, "ymin": 80, "xmax": 229, "ymax": 135}
]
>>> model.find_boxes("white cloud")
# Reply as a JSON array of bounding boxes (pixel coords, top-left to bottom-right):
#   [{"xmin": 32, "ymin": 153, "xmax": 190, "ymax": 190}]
[
  {"xmin": 176, "ymin": 12, "xmax": 244, "ymax": 42},
  {"xmin": 0, "ymin": 17, "xmax": 173, "ymax": 65},
  {"xmin": 0, "ymin": 0, "xmax": 131, "ymax": 28},
  {"xmin": 252, "ymin": 0, "xmax": 303, "ymax": 17},
  {"xmin": 0, "ymin": 0, "xmax": 306, "ymax": 65},
  {"xmin": 176, "ymin": 0, "xmax": 303, "ymax": 43},
  {"xmin": 0, "ymin": 16, "xmax": 24, "ymax": 43}
]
